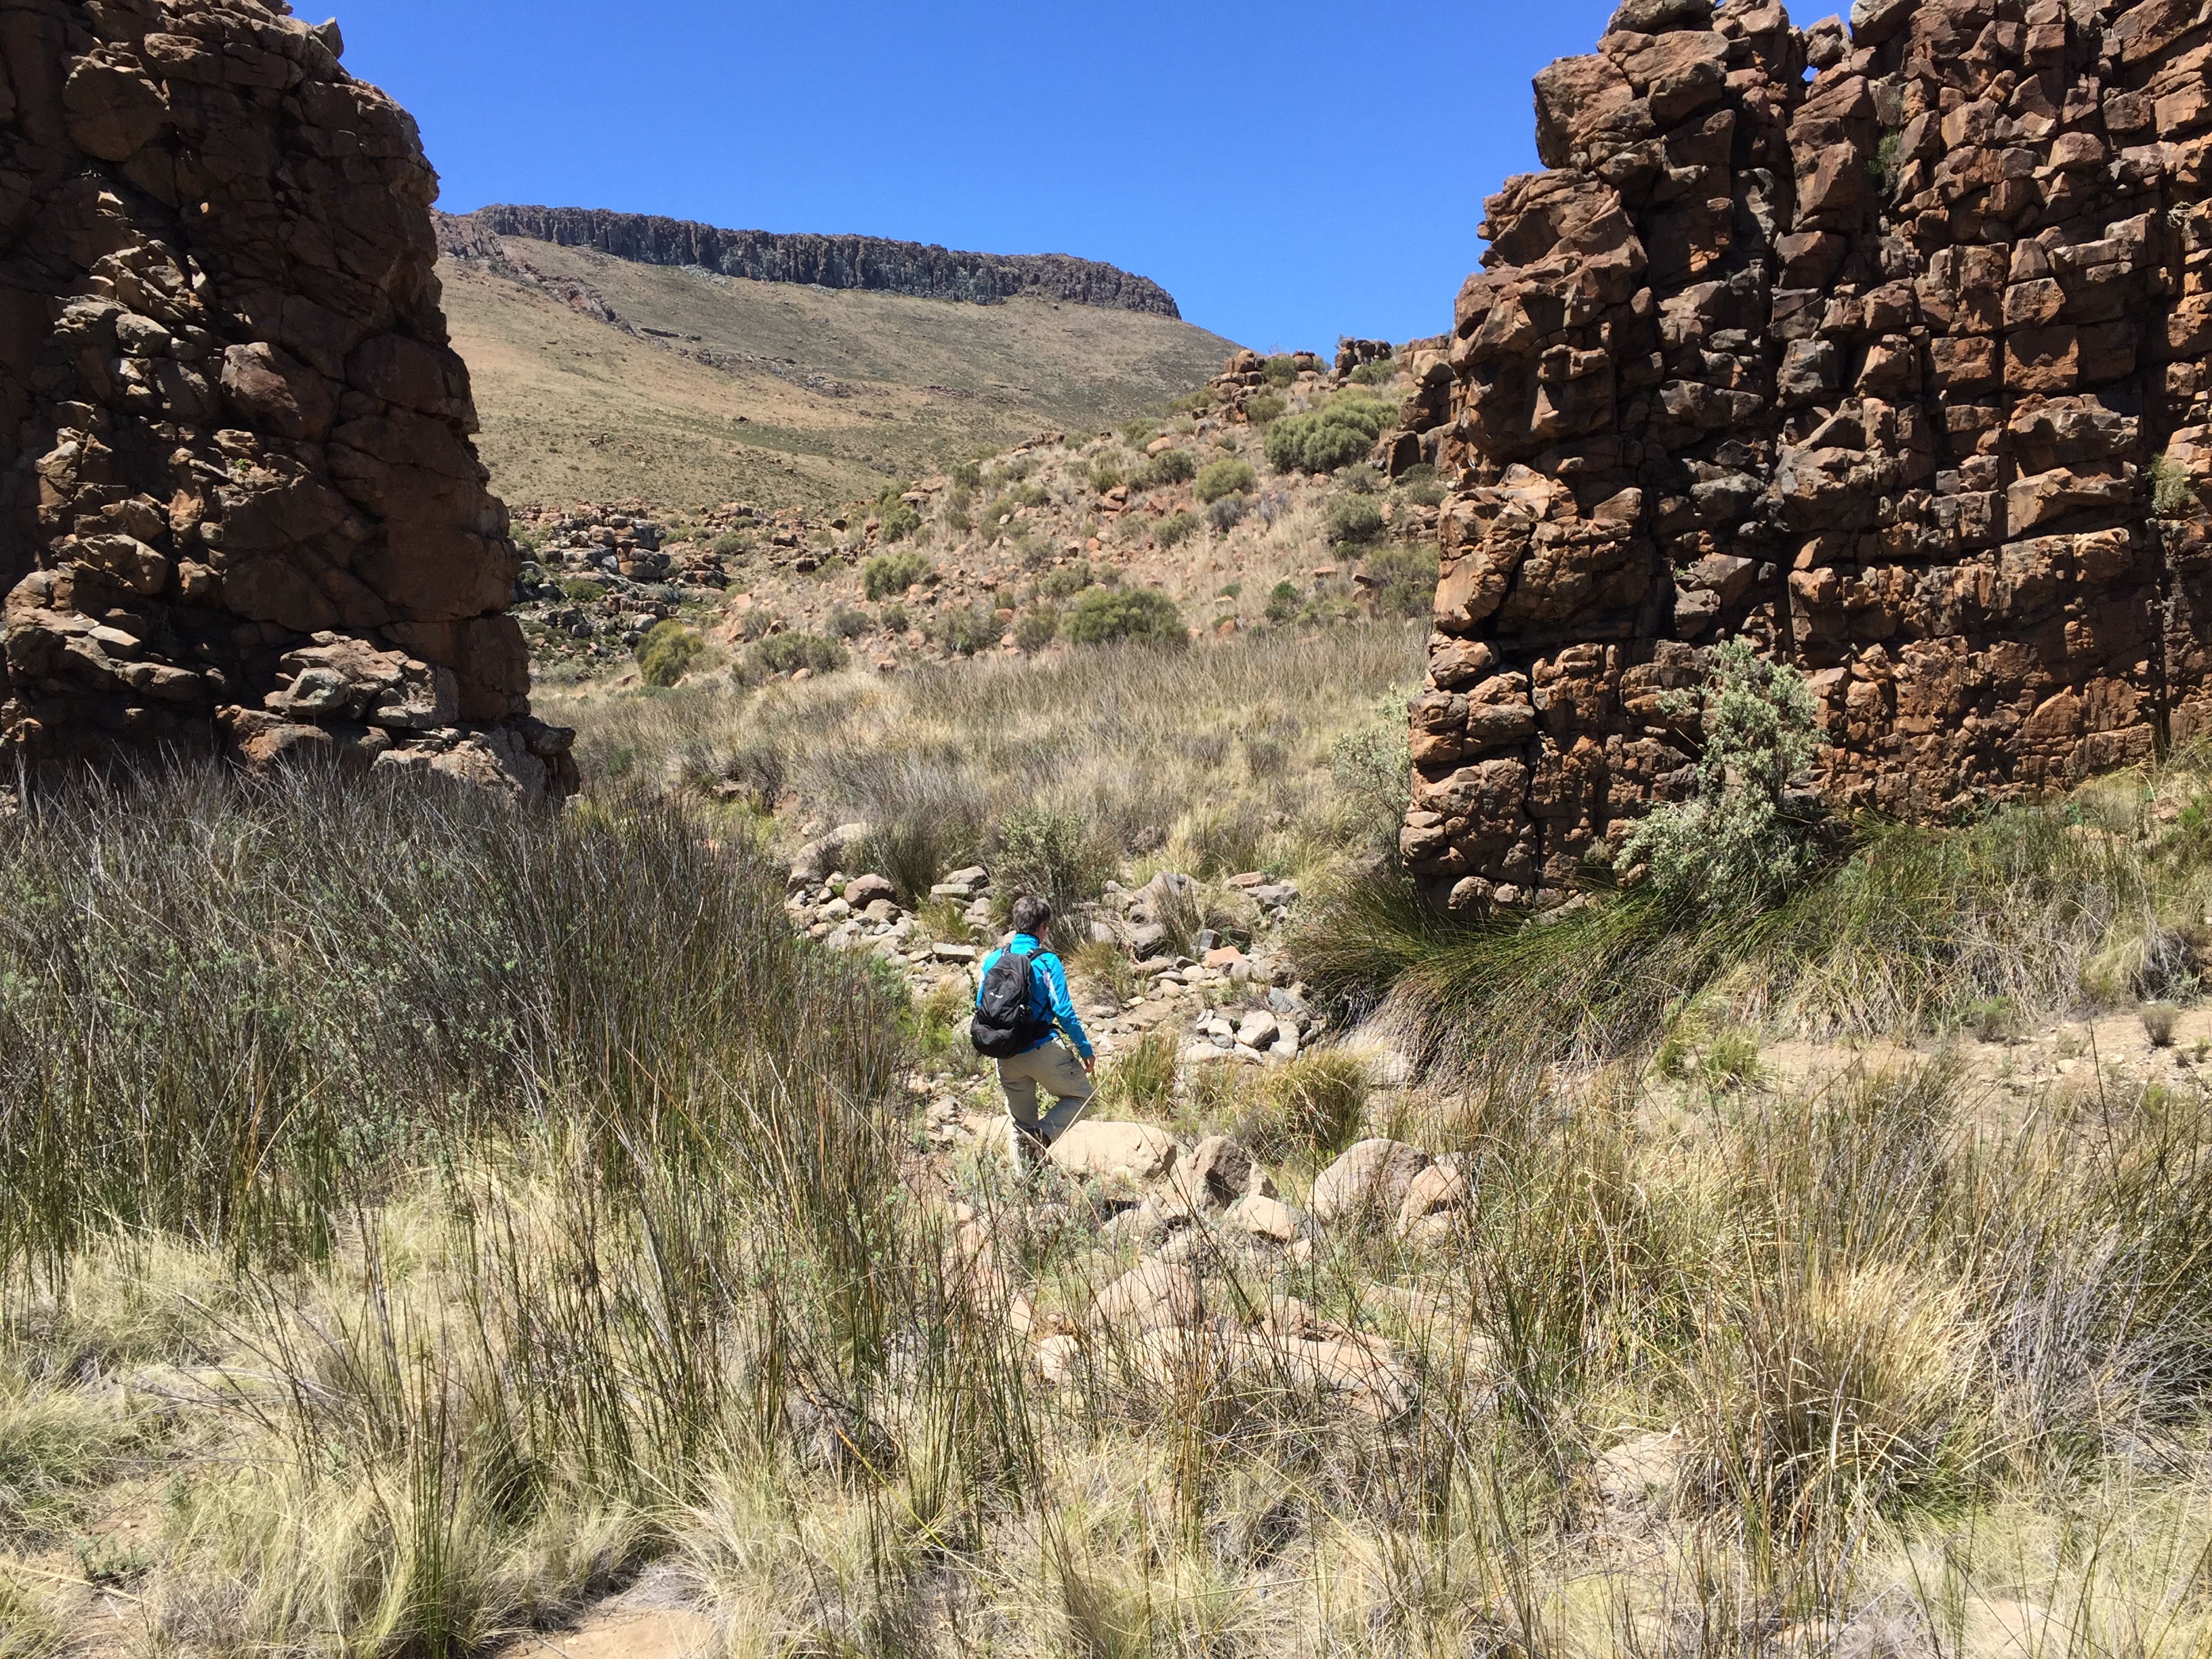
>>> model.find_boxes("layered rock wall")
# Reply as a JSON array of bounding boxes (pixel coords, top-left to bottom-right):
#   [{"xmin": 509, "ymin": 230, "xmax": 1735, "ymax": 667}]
[
  {"xmin": 0, "ymin": 0, "xmax": 573, "ymax": 795},
  {"xmin": 441, "ymin": 205, "xmax": 1185, "ymax": 318},
  {"xmin": 1403, "ymin": 0, "xmax": 2212, "ymax": 912}
]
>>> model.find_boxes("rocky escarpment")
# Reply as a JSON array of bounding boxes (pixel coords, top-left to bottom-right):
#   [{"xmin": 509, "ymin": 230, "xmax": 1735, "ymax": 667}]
[
  {"xmin": 437, "ymin": 205, "xmax": 1185, "ymax": 318},
  {"xmin": 0, "ymin": 0, "xmax": 573, "ymax": 796},
  {"xmin": 1401, "ymin": 0, "xmax": 2212, "ymax": 914}
]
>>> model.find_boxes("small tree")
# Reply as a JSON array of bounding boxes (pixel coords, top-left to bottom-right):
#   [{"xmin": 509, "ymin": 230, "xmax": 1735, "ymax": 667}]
[{"xmin": 1620, "ymin": 639, "xmax": 1822, "ymax": 912}]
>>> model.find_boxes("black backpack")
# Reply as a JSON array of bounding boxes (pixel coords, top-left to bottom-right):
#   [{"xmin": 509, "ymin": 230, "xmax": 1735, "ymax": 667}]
[{"xmin": 970, "ymin": 942, "xmax": 1052, "ymax": 1058}]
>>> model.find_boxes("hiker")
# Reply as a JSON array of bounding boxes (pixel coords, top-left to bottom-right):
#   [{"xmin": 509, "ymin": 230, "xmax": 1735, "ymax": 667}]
[{"xmin": 969, "ymin": 895, "xmax": 1094, "ymax": 1169}]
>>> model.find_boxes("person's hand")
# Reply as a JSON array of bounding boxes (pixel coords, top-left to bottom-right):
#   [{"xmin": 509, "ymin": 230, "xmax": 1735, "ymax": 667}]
[{"xmin": 1082, "ymin": 1054, "xmax": 1096, "ymax": 1076}]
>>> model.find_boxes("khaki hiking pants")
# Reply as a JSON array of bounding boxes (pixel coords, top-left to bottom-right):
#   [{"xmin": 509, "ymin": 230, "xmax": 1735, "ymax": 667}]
[{"xmin": 998, "ymin": 1040, "xmax": 1094, "ymax": 1153}]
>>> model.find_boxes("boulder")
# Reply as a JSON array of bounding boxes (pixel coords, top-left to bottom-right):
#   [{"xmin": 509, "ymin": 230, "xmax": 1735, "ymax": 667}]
[
  {"xmin": 1093, "ymin": 1261, "xmax": 1202, "ymax": 1332},
  {"xmin": 1227, "ymin": 1194, "xmax": 1300, "ymax": 1243},
  {"xmin": 1050, "ymin": 1121, "xmax": 1177, "ymax": 1181},
  {"xmin": 1311, "ymin": 1140, "xmax": 1432, "ymax": 1225},
  {"xmin": 1183, "ymin": 1134, "xmax": 1256, "ymax": 1206}
]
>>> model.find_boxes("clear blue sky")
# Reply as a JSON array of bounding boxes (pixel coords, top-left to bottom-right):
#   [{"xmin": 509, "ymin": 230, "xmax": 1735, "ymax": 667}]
[{"xmin": 335, "ymin": 1, "xmax": 1622, "ymax": 351}]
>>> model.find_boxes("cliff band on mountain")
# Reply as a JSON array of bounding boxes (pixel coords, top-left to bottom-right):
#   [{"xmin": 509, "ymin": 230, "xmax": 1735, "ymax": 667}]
[
  {"xmin": 437, "ymin": 205, "xmax": 1185, "ymax": 317},
  {"xmin": 0, "ymin": 0, "xmax": 575, "ymax": 797},
  {"xmin": 1398, "ymin": 0, "xmax": 2212, "ymax": 914}
]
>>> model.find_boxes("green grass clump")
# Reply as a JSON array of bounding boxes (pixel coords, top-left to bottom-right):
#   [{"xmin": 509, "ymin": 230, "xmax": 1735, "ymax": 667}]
[
  {"xmin": 636, "ymin": 619, "xmax": 704, "ymax": 687},
  {"xmin": 1156, "ymin": 510, "xmax": 1200, "ymax": 549},
  {"xmin": 1097, "ymin": 1031, "xmax": 1178, "ymax": 1121},
  {"xmin": 1242, "ymin": 392, "xmax": 1286, "ymax": 426},
  {"xmin": 1265, "ymin": 390, "xmax": 1394, "ymax": 474},
  {"xmin": 1261, "ymin": 354, "xmax": 1299, "ymax": 386},
  {"xmin": 1233, "ymin": 1052, "xmax": 1365, "ymax": 1164},
  {"xmin": 862, "ymin": 548, "xmax": 932, "ymax": 600},
  {"xmin": 1065, "ymin": 587, "xmax": 1186, "ymax": 650},
  {"xmin": 1195, "ymin": 458, "xmax": 1256, "ymax": 504},
  {"xmin": 560, "ymin": 577, "xmax": 607, "ymax": 603}
]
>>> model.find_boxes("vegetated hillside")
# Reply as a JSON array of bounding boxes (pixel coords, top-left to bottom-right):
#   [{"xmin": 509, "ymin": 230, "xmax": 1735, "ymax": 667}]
[
  {"xmin": 437, "ymin": 231, "xmax": 1241, "ymax": 514},
  {"xmin": 506, "ymin": 343, "xmax": 1446, "ymax": 688}
]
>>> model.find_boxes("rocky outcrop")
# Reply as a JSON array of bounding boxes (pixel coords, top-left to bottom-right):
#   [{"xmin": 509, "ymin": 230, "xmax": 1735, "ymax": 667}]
[
  {"xmin": 438, "ymin": 205, "xmax": 1185, "ymax": 319},
  {"xmin": 0, "ymin": 0, "xmax": 573, "ymax": 797},
  {"xmin": 1404, "ymin": 0, "xmax": 2212, "ymax": 913}
]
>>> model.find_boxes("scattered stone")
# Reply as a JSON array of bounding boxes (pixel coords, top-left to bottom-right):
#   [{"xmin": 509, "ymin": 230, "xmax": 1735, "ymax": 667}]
[{"xmin": 844, "ymin": 874, "xmax": 896, "ymax": 907}]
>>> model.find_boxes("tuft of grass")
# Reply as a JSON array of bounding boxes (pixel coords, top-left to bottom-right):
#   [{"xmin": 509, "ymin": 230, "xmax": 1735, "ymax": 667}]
[
  {"xmin": 2141, "ymin": 1001, "xmax": 2180, "ymax": 1046},
  {"xmin": 1097, "ymin": 1032, "xmax": 1178, "ymax": 1122},
  {"xmin": 1233, "ymin": 1052, "xmax": 1365, "ymax": 1164}
]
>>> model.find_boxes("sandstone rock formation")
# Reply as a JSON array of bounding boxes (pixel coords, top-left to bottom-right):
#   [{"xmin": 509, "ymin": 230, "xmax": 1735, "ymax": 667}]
[
  {"xmin": 1402, "ymin": 0, "xmax": 2212, "ymax": 912},
  {"xmin": 438, "ymin": 205, "xmax": 1185, "ymax": 318},
  {"xmin": 0, "ymin": 0, "xmax": 573, "ymax": 796}
]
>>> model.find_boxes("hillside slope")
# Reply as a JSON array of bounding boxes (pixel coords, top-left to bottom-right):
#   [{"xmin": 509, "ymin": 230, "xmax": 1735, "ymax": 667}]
[{"xmin": 438, "ymin": 231, "xmax": 1240, "ymax": 514}]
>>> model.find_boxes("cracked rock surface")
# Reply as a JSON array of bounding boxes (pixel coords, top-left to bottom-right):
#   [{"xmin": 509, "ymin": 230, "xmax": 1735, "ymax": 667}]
[
  {"xmin": 0, "ymin": 0, "xmax": 574, "ymax": 796},
  {"xmin": 1401, "ymin": 0, "xmax": 2212, "ymax": 914}
]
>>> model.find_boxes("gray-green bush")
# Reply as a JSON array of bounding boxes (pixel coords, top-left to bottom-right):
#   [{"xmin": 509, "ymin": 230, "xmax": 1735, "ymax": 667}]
[{"xmin": 1065, "ymin": 588, "xmax": 1186, "ymax": 649}]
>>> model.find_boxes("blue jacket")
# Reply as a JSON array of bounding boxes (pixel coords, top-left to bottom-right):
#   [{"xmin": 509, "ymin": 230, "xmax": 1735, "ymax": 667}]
[{"xmin": 976, "ymin": 934, "xmax": 1093, "ymax": 1061}]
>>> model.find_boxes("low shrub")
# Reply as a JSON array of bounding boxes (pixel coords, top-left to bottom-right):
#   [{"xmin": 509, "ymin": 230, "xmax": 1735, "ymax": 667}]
[
  {"xmin": 1195, "ymin": 457, "xmax": 1256, "ymax": 504},
  {"xmin": 1013, "ymin": 605, "xmax": 1061, "ymax": 652},
  {"xmin": 1208, "ymin": 497, "xmax": 1247, "ymax": 535},
  {"xmin": 1038, "ymin": 560, "xmax": 1094, "ymax": 600},
  {"xmin": 1265, "ymin": 390, "xmax": 1395, "ymax": 474},
  {"xmin": 710, "ymin": 531, "xmax": 752, "ymax": 557},
  {"xmin": 1243, "ymin": 392, "xmax": 1286, "ymax": 426},
  {"xmin": 827, "ymin": 606, "xmax": 871, "ymax": 640},
  {"xmin": 1363, "ymin": 544, "xmax": 1440, "ymax": 619},
  {"xmin": 950, "ymin": 460, "xmax": 982, "ymax": 490},
  {"xmin": 878, "ymin": 600, "xmax": 909, "ymax": 634},
  {"xmin": 747, "ymin": 632, "xmax": 848, "ymax": 678},
  {"xmin": 636, "ymin": 620, "xmax": 704, "ymax": 687},
  {"xmin": 863, "ymin": 549, "xmax": 932, "ymax": 600},
  {"xmin": 1157, "ymin": 511, "xmax": 1200, "ymax": 549},
  {"xmin": 989, "ymin": 806, "xmax": 1113, "ymax": 943},
  {"xmin": 1090, "ymin": 462, "xmax": 1124, "ymax": 495},
  {"xmin": 1330, "ymin": 721, "xmax": 1412, "ymax": 858},
  {"xmin": 560, "ymin": 577, "xmax": 608, "ymax": 603},
  {"xmin": 2142, "ymin": 1000, "xmax": 2180, "ymax": 1046},
  {"xmin": 1325, "ymin": 497, "xmax": 1385, "ymax": 546},
  {"xmin": 933, "ymin": 605, "xmax": 1000, "ymax": 657},
  {"xmin": 1133, "ymin": 448, "xmax": 1197, "ymax": 490},
  {"xmin": 1261, "ymin": 354, "xmax": 1299, "ymax": 386},
  {"xmin": 1264, "ymin": 580, "xmax": 1302, "ymax": 626},
  {"xmin": 1620, "ymin": 638, "xmax": 1822, "ymax": 913},
  {"xmin": 880, "ymin": 501, "xmax": 923, "ymax": 543},
  {"xmin": 1348, "ymin": 358, "xmax": 1398, "ymax": 386},
  {"xmin": 1065, "ymin": 587, "xmax": 1187, "ymax": 650}
]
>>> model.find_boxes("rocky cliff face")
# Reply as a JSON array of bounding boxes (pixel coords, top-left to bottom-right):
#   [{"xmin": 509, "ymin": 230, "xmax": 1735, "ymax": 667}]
[
  {"xmin": 0, "ymin": 0, "xmax": 573, "ymax": 796},
  {"xmin": 1400, "ymin": 0, "xmax": 2212, "ymax": 914},
  {"xmin": 438, "ymin": 205, "xmax": 1185, "ymax": 319}
]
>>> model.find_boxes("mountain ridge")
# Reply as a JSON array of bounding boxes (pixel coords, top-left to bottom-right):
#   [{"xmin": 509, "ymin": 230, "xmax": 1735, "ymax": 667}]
[{"xmin": 435, "ymin": 205, "xmax": 1183, "ymax": 316}]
